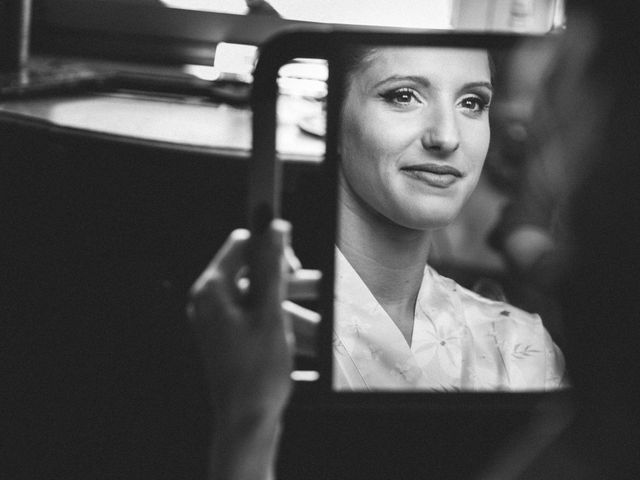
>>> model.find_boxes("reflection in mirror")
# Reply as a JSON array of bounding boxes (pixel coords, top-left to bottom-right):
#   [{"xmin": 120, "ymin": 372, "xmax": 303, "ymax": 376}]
[
  {"xmin": 274, "ymin": 60, "xmax": 328, "ymax": 377},
  {"xmin": 276, "ymin": 59, "xmax": 327, "ymax": 160},
  {"xmin": 328, "ymin": 43, "xmax": 568, "ymax": 392}
]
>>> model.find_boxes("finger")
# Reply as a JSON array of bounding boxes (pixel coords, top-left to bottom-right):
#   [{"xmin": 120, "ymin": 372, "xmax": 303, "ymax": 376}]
[
  {"xmin": 189, "ymin": 229, "xmax": 251, "ymax": 318},
  {"xmin": 287, "ymin": 269, "xmax": 322, "ymax": 301},
  {"xmin": 209, "ymin": 229, "xmax": 251, "ymax": 277},
  {"xmin": 283, "ymin": 300, "xmax": 320, "ymax": 358},
  {"xmin": 191, "ymin": 229, "xmax": 250, "ymax": 294},
  {"xmin": 282, "ymin": 300, "xmax": 321, "ymax": 324},
  {"xmin": 284, "ymin": 244, "xmax": 302, "ymax": 271}
]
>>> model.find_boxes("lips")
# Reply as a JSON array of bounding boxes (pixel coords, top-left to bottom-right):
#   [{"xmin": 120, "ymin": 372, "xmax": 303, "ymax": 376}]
[{"xmin": 400, "ymin": 163, "xmax": 462, "ymax": 188}]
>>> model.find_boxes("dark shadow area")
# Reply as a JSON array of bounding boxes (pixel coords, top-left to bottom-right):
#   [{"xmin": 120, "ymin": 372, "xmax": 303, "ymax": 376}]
[{"xmin": 2, "ymin": 119, "xmax": 546, "ymax": 479}]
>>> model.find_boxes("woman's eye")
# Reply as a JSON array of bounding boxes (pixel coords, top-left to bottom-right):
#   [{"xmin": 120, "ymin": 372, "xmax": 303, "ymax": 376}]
[
  {"xmin": 459, "ymin": 96, "xmax": 490, "ymax": 113},
  {"xmin": 380, "ymin": 88, "xmax": 419, "ymax": 106}
]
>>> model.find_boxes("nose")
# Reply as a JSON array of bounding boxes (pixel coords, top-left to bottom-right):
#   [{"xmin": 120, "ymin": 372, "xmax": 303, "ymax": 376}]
[{"xmin": 421, "ymin": 102, "xmax": 460, "ymax": 154}]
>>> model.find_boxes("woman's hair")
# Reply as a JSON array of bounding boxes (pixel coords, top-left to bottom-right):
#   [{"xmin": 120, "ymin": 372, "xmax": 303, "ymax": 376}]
[
  {"xmin": 341, "ymin": 44, "xmax": 379, "ymax": 84},
  {"xmin": 341, "ymin": 44, "xmax": 495, "ymax": 86}
]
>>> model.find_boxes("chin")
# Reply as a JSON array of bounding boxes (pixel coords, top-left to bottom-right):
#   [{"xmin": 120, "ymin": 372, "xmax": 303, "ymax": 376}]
[
  {"xmin": 392, "ymin": 199, "xmax": 463, "ymax": 230},
  {"xmin": 390, "ymin": 185, "xmax": 471, "ymax": 227},
  {"xmin": 389, "ymin": 209, "xmax": 460, "ymax": 231}
]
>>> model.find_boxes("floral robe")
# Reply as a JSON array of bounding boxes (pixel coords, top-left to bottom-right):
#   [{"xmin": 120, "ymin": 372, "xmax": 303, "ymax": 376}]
[{"xmin": 333, "ymin": 250, "xmax": 567, "ymax": 391}]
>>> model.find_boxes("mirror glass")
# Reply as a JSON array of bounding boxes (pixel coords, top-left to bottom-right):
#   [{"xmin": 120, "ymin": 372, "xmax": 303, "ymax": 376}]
[
  {"xmin": 330, "ymin": 41, "xmax": 568, "ymax": 392},
  {"xmin": 272, "ymin": 39, "xmax": 569, "ymax": 392},
  {"xmin": 272, "ymin": 60, "xmax": 329, "ymax": 379}
]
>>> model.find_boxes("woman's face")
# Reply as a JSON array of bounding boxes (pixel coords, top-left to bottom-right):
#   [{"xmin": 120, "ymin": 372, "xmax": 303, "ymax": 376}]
[{"xmin": 340, "ymin": 47, "xmax": 492, "ymax": 230}]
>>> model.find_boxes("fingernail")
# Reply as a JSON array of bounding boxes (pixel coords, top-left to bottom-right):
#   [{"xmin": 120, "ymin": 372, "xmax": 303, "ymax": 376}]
[{"xmin": 271, "ymin": 218, "xmax": 291, "ymax": 241}]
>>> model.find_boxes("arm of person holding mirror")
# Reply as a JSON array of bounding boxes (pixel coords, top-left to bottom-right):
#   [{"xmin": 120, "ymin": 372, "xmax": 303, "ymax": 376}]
[{"xmin": 187, "ymin": 220, "xmax": 318, "ymax": 480}]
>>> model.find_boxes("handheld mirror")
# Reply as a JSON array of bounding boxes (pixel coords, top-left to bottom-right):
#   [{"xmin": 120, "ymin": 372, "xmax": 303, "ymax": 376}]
[{"xmin": 249, "ymin": 29, "xmax": 570, "ymax": 407}]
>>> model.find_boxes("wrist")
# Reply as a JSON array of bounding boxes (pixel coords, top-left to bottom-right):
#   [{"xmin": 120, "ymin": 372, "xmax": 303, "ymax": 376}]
[{"xmin": 209, "ymin": 406, "xmax": 284, "ymax": 480}]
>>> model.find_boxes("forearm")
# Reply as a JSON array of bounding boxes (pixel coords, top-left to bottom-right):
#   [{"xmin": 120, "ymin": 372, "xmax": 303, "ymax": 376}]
[{"xmin": 208, "ymin": 410, "xmax": 283, "ymax": 480}]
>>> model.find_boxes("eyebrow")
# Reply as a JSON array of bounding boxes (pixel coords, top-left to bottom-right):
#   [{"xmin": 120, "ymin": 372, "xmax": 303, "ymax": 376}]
[
  {"xmin": 373, "ymin": 75, "xmax": 431, "ymax": 89},
  {"xmin": 463, "ymin": 81, "xmax": 494, "ymax": 93},
  {"xmin": 373, "ymin": 76, "xmax": 494, "ymax": 94}
]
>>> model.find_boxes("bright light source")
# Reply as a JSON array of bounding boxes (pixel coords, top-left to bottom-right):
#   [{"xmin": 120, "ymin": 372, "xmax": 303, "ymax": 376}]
[
  {"xmin": 183, "ymin": 65, "xmax": 221, "ymax": 81},
  {"xmin": 161, "ymin": 0, "xmax": 453, "ymax": 29},
  {"xmin": 161, "ymin": 0, "xmax": 248, "ymax": 14},
  {"xmin": 214, "ymin": 42, "xmax": 258, "ymax": 79}
]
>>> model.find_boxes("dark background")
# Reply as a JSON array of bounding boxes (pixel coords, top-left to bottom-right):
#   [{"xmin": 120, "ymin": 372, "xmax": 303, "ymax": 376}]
[{"xmin": 2, "ymin": 118, "xmax": 543, "ymax": 479}]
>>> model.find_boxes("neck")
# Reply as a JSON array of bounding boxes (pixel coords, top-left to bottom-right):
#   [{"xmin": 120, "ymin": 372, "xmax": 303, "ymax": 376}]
[{"xmin": 337, "ymin": 178, "xmax": 432, "ymax": 343}]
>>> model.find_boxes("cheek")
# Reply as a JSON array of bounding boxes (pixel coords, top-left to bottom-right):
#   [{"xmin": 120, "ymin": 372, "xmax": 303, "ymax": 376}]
[
  {"xmin": 341, "ymin": 108, "xmax": 413, "ymax": 173},
  {"xmin": 464, "ymin": 121, "xmax": 491, "ymax": 177},
  {"xmin": 341, "ymin": 107, "xmax": 390, "ymax": 181}
]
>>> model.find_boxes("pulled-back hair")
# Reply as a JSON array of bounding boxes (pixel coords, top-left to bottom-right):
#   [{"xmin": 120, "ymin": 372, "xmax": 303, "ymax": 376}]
[{"xmin": 340, "ymin": 44, "xmax": 495, "ymax": 86}]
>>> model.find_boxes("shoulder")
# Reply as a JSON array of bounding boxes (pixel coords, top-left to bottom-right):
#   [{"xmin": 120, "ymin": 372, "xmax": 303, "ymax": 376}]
[
  {"xmin": 465, "ymin": 286, "xmax": 540, "ymax": 325},
  {"xmin": 427, "ymin": 265, "xmax": 544, "ymax": 332},
  {"xmin": 429, "ymin": 267, "xmax": 540, "ymax": 323},
  {"xmin": 426, "ymin": 266, "xmax": 567, "ymax": 390}
]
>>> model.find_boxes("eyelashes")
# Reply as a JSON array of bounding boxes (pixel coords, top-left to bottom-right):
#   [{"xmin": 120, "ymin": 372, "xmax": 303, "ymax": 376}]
[
  {"xmin": 458, "ymin": 95, "xmax": 491, "ymax": 114},
  {"xmin": 378, "ymin": 87, "xmax": 419, "ymax": 106},
  {"xmin": 378, "ymin": 87, "xmax": 492, "ymax": 115}
]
